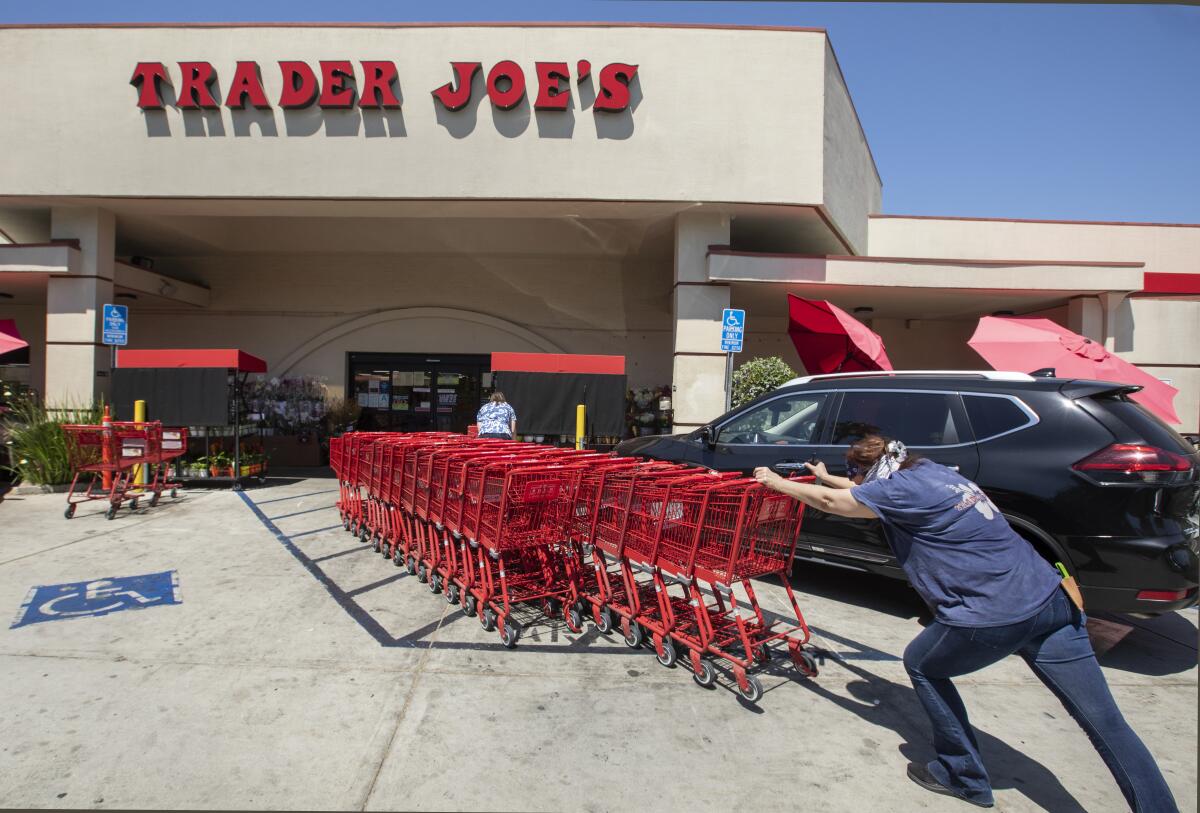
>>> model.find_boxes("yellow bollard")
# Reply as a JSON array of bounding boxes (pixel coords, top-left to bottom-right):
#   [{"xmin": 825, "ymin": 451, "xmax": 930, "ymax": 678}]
[
  {"xmin": 576, "ymin": 404, "xmax": 586, "ymax": 451},
  {"xmin": 134, "ymin": 399, "xmax": 147, "ymax": 487}
]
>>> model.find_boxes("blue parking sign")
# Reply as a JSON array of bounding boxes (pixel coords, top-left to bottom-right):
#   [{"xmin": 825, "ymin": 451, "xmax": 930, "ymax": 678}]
[
  {"xmin": 721, "ymin": 308, "xmax": 746, "ymax": 353},
  {"xmin": 10, "ymin": 570, "xmax": 180, "ymax": 629},
  {"xmin": 102, "ymin": 303, "xmax": 128, "ymax": 346}
]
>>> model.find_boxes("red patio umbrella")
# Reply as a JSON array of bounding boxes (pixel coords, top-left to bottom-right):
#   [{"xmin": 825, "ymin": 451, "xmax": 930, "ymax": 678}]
[
  {"xmin": 968, "ymin": 316, "xmax": 1180, "ymax": 424},
  {"xmin": 786, "ymin": 294, "xmax": 893, "ymax": 374},
  {"xmin": 0, "ymin": 319, "xmax": 28, "ymax": 357}
]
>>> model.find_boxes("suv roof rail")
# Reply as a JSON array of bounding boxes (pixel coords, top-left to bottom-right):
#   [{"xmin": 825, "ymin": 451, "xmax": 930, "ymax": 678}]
[{"xmin": 781, "ymin": 370, "xmax": 1037, "ymax": 386}]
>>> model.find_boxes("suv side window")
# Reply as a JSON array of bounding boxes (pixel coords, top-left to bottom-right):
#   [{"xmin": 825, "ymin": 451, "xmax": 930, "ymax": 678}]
[
  {"xmin": 963, "ymin": 394, "xmax": 1035, "ymax": 441},
  {"xmin": 717, "ymin": 393, "xmax": 829, "ymax": 445},
  {"xmin": 833, "ymin": 390, "xmax": 966, "ymax": 447}
]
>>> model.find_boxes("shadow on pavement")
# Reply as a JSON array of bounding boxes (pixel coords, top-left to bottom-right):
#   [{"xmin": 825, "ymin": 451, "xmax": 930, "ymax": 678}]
[
  {"xmin": 800, "ymin": 656, "xmax": 1090, "ymax": 813},
  {"xmin": 781, "ymin": 564, "xmax": 929, "ymax": 620},
  {"xmin": 1091, "ymin": 611, "xmax": 1199, "ymax": 676}
]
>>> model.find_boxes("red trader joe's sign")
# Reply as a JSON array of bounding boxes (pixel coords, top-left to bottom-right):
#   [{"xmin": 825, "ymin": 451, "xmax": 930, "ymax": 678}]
[{"xmin": 130, "ymin": 59, "xmax": 639, "ymax": 113}]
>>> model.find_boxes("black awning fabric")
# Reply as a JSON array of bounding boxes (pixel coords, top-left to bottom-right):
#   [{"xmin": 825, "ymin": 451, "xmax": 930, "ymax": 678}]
[
  {"xmin": 492, "ymin": 372, "xmax": 626, "ymax": 436},
  {"xmin": 112, "ymin": 368, "xmax": 230, "ymax": 425}
]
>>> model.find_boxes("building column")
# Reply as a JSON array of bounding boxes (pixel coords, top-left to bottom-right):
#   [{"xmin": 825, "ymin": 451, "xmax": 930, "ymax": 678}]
[
  {"xmin": 1067, "ymin": 292, "xmax": 1130, "ymax": 352},
  {"xmin": 671, "ymin": 211, "xmax": 730, "ymax": 433},
  {"xmin": 46, "ymin": 208, "xmax": 115, "ymax": 407}
]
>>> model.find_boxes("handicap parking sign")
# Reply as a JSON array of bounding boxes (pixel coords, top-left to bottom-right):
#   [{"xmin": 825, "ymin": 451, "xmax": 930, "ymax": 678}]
[
  {"xmin": 102, "ymin": 303, "xmax": 128, "ymax": 346},
  {"xmin": 721, "ymin": 308, "xmax": 746, "ymax": 353},
  {"xmin": 10, "ymin": 570, "xmax": 180, "ymax": 629}
]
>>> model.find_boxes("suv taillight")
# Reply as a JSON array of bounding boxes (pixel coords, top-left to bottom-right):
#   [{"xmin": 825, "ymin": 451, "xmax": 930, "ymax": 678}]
[{"xmin": 1073, "ymin": 444, "xmax": 1195, "ymax": 485}]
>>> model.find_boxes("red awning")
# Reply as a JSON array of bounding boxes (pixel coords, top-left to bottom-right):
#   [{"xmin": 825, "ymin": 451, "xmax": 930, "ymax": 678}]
[
  {"xmin": 116, "ymin": 348, "xmax": 267, "ymax": 373},
  {"xmin": 0, "ymin": 319, "xmax": 28, "ymax": 357},
  {"xmin": 491, "ymin": 352, "xmax": 625, "ymax": 375}
]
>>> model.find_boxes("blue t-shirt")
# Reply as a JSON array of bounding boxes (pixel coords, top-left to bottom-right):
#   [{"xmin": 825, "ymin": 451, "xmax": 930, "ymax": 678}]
[
  {"xmin": 852, "ymin": 461, "xmax": 1060, "ymax": 627},
  {"xmin": 476, "ymin": 401, "xmax": 515, "ymax": 436}
]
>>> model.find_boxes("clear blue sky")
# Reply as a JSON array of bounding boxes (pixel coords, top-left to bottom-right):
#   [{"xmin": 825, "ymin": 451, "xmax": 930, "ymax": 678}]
[{"xmin": 5, "ymin": 2, "xmax": 1198, "ymax": 223}]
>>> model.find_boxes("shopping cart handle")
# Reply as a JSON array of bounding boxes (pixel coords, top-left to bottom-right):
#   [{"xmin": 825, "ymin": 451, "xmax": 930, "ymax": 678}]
[{"xmin": 773, "ymin": 462, "xmax": 809, "ymax": 473}]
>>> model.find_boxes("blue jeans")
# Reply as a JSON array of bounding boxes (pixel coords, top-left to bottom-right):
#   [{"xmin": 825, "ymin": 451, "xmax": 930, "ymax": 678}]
[{"xmin": 904, "ymin": 588, "xmax": 1178, "ymax": 811}]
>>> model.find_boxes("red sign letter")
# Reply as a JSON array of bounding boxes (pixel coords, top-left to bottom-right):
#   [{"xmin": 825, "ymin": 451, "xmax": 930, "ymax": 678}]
[
  {"xmin": 534, "ymin": 62, "xmax": 570, "ymax": 111},
  {"xmin": 130, "ymin": 62, "xmax": 171, "ymax": 109},
  {"xmin": 177, "ymin": 61, "xmax": 219, "ymax": 109},
  {"xmin": 318, "ymin": 60, "xmax": 356, "ymax": 109},
  {"xmin": 431, "ymin": 62, "xmax": 481, "ymax": 111},
  {"xmin": 358, "ymin": 61, "xmax": 401, "ymax": 108},
  {"xmin": 486, "ymin": 60, "xmax": 526, "ymax": 110},
  {"xmin": 224, "ymin": 61, "xmax": 270, "ymax": 109},
  {"xmin": 594, "ymin": 62, "xmax": 638, "ymax": 113},
  {"xmin": 279, "ymin": 61, "xmax": 319, "ymax": 108}
]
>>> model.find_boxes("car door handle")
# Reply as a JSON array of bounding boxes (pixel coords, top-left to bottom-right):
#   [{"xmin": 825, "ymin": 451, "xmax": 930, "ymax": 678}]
[{"xmin": 945, "ymin": 464, "xmax": 960, "ymax": 472}]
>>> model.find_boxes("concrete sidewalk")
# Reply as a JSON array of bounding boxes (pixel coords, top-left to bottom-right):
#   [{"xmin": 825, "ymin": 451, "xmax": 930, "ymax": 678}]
[{"xmin": 0, "ymin": 477, "xmax": 1195, "ymax": 811}]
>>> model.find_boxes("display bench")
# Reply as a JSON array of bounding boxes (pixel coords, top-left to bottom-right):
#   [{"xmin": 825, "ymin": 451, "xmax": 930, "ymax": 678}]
[{"xmin": 113, "ymin": 348, "xmax": 270, "ymax": 491}]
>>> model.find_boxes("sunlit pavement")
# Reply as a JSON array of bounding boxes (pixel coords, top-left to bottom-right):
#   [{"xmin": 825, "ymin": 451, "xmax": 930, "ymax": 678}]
[{"xmin": 0, "ymin": 476, "xmax": 1195, "ymax": 812}]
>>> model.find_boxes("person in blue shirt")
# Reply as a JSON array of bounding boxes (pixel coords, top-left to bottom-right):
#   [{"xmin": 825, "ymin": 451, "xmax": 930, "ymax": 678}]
[
  {"xmin": 754, "ymin": 435, "xmax": 1177, "ymax": 812},
  {"xmin": 476, "ymin": 391, "xmax": 517, "ymax": 440}
]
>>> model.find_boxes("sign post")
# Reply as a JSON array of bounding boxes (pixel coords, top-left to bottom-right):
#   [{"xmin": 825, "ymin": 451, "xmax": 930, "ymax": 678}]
[{"xmin": 720, "ymin": 308, "xmax": 746, "ymax": 414}]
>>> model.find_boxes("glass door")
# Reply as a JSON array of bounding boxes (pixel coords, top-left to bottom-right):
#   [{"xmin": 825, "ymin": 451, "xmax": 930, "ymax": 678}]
[{"xmin": 348, "ymin": 353, "xmax": 491, "ymax": 433}]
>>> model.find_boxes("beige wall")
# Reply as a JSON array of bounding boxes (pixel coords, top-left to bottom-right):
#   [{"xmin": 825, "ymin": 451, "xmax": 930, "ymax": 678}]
[
  {"xmin": 868, "ymin": 217, "xmax": 1200, "ymax": 276},
  {"xmin": 0, "ymin": 25, "xmax": 842, "ymax": 210},
  {"xmin": 821, "ymin": 42, "xmax": 880, "ymax": 254},
  {"xmin": 124, "ymin": 251, "xmax": 675, "ymax": 398}
]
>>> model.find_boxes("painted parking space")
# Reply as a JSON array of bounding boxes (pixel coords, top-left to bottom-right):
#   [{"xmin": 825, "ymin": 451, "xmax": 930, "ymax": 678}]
[{"xmin": 11, "ymin": 570, "xmax": 180, "ymax": 629}]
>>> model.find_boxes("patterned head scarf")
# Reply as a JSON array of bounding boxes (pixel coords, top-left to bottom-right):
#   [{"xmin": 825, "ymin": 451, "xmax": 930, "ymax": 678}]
[{"xmin": 861, "ymin": 439, "xmax": 908, "ymax": 483}]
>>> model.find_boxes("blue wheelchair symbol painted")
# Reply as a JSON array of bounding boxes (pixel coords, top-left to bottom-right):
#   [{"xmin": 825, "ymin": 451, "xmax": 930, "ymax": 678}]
[
  {"xmin": 10, "ymin": 570, "xmax": 180, "ymax": 629},
  {"xmin": 722, "ymin": 308, "xmax": 746, "ymax": 329}
]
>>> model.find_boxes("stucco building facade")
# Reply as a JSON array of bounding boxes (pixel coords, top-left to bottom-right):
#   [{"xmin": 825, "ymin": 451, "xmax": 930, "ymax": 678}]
[{"xmin": 1, "ymin": 23, "xmax": 1196, "ymax": 432}]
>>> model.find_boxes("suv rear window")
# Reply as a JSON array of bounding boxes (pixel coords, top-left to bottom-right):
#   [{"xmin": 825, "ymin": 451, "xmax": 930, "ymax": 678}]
[
  {"xmin": 963, "ymin": 394, "xmax": 1033, "ymax": 441},
  {"xmin": 832, "ymin": 391, "xmax": 965, "ymax": 447},
  {"xmin": 1096, "ymin": 396, "xmax": 1194, "ymax": 454}
]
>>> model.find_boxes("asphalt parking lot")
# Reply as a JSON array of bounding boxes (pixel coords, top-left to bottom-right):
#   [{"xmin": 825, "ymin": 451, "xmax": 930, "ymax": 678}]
[{"xmin": 1, "ymin": 476, "xmax": 1195, "ymax": 812}]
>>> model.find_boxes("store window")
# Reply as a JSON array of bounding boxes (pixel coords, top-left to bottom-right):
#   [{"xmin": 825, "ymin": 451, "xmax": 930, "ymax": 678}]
[{"xmin": 832, "ymin": 391, "xmax": 965, "ymax": 447}]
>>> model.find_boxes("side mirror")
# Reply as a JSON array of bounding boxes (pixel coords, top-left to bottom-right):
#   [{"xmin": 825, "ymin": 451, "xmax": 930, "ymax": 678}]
[{"xmin": 699, "ymin": 425, "xmax": 716, "ymax": 448}]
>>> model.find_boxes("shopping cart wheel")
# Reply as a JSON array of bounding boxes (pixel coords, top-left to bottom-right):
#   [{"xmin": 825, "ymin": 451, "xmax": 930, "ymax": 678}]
[
  {"xmin": 755, "ymin": 644, "xmax": 771, "ymax": 664},
  {"xmin": 130, "ymin": 498, "xmax": 139, "ymax": 511},
  {"xmin": 692, "ymin": 660, "xmax": 717, "ymax": 689},
  {"xmin": 793, "ymin": 650, "xmax": 819, "ymax": 678},
  {"xmin": 406, "ymin": 556, "xmax": 417, "ymax": 576},
  {"xmin": 594, "ymin": 605, "xmax": 614, "ymax": 634},
  {"xmin": 655, "ymin": 638, "xmax": 678, "ymax": 669},
  {"xmin": 623, "ymin": 622, "xmax": 644, "ymax": 649},
  {"xmin": 463, "ymin": 595, "xmax": 478, "ymax": 617},
  {"xmin": 343, "ymin": 516, "xmax": 351, "ymax": 531},
  {"xmin": 149, "ymin": 493, "xmax": 160, "ymax": 507},
  {"xmin": 64, "ymin": 504, "xmax": 76, "ymax": 520},
  {"xmin": 564, "ymin": 605, "xmax": 583, "ymax": 634},
  {"xmin": 360, "ymin": 526, "xmax": 371, "ymax": 544},
  {"xmin": 738, "ymin": 675, "xmax": 764, "ymax": 704},
  {"xmin": 105, "ymin": 505, "xmax": 118, "ymax": 521},
  {"xmin": 171, "ymin": 488, "xmax": 178, "ymax": 499},
  {"xmin": 481, "ymin": 608, "xmax": 497, "ymax": 632},
  {"xmin": 499, "ymin": 620, "xmax": 521, "ymax": 649},
  {"xmin": 392, "ymin": 548, "xmax": 405, "ymax": 568},
  {"xmin": 428, "ymin": 573, "xmax": 443, "ymax": 594},
  {"xmin": 416, "ymin": 563, "xmax": 428, "ymax": 583},
  {"xmin": 445, "ymin": 584, "xmax": 460, "ymax": 605}
]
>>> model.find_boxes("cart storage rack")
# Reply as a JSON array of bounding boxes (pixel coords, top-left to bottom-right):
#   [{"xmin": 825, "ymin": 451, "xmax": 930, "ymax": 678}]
[{"xmin": 330, "ymin": 431, "xmax": 821, "ymax": 703}]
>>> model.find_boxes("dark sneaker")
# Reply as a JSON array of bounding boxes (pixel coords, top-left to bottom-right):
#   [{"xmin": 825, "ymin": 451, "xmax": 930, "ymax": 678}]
[{"xmin": 906, "ymin": 763, "xmax": 995, "ymax": 808}]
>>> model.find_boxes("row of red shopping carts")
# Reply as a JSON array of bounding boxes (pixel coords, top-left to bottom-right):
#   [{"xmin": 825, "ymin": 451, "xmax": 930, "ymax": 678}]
[
  {"xmin": 61, "ymin": 421, "xmax": 188, "ymax": 519},
  {"xmin": 329, "ymin": 431, "xmax": 820, "ymax": 703}
]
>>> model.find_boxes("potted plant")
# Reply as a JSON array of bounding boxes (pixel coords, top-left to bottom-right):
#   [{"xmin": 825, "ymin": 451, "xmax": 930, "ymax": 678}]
[{"xmin": 208, "ymin": 451, "xmax": 233, "ymax": 478}]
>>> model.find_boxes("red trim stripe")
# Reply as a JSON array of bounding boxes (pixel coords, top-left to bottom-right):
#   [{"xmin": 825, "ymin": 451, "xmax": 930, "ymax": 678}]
[
  {"xmin": 117, "ymin": 348, "xmax": 267, "ymax": 372},
  {"xmin": 1141, "ymin": 273, "xmax": 1200, "ymax": 295},
  {"xmin": 491, "ymin": 352, "xmax": 624, "ymax": 375}
]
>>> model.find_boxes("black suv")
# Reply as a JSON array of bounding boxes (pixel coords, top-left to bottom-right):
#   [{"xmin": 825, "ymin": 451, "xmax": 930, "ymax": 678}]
[{"xmin": 616, "ymin": 371, "xmax": 1200, "ymax": 616}]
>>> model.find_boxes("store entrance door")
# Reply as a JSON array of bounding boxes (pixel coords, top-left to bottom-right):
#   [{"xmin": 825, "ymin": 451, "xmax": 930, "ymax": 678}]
[{"xmin": 348, "ymin": 352, "xmax": 492, "ymax": 433}]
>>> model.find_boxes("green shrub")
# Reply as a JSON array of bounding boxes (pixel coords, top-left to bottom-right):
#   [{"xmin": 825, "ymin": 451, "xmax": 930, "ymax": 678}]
[
  {"xmin": 731, "ymin": 356, "xmax": 797, "ymax": 408},
  {"xmin": 2, "ymin": 395, "xmax": 104, "ymax": 485}
]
